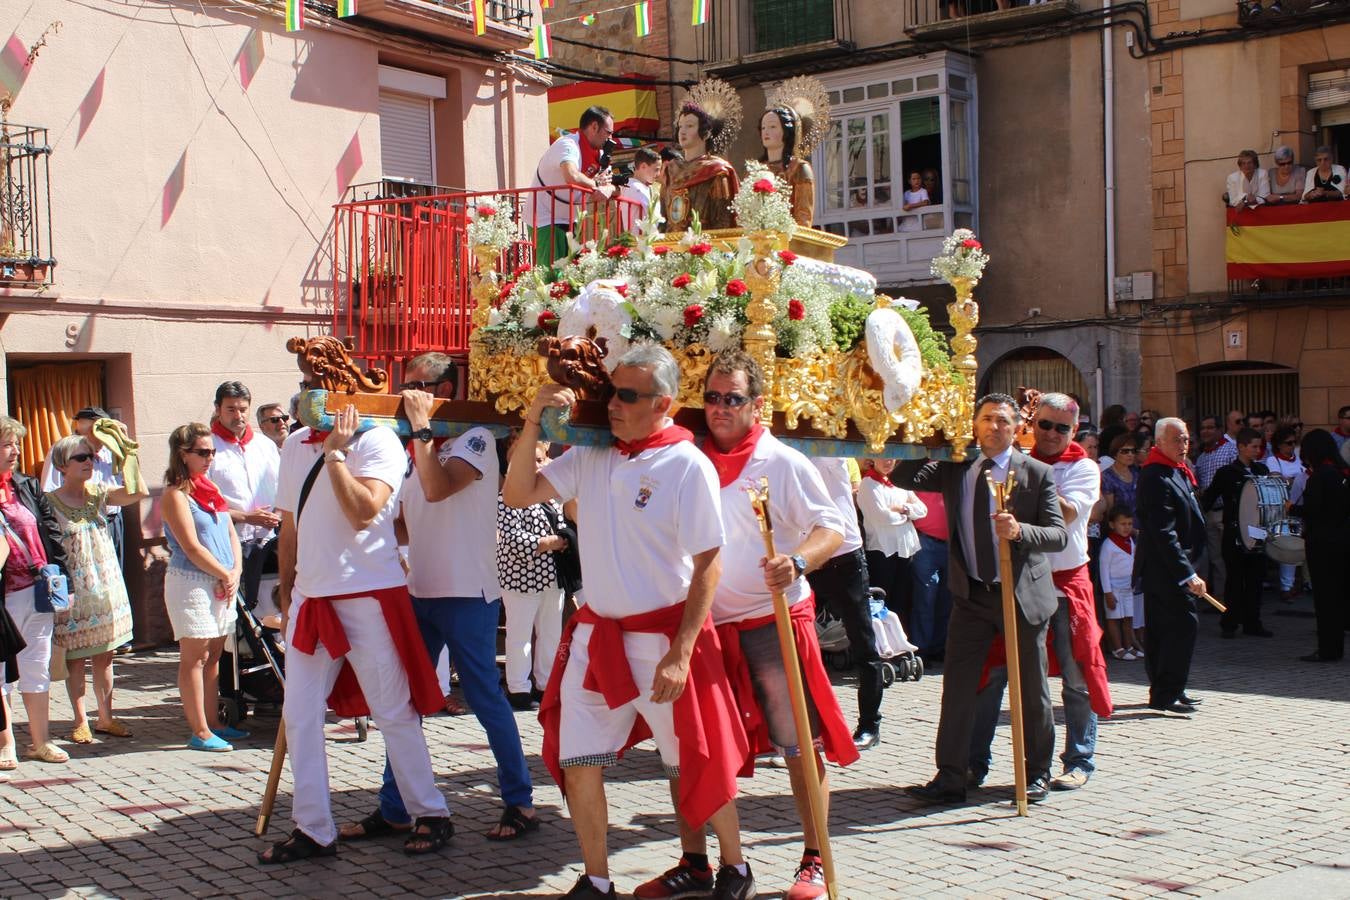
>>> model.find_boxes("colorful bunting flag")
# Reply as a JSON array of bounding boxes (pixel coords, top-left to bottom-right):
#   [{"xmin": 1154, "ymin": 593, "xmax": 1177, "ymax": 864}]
[
  {"xmin": 285, "ymin": 0, "xmax": 304, "ymax": 31},
  {"xmin": 634, "ymin": 0, "xmax": 652, "ymax": 37},
  {"xmin": 692, "ymin": 0, "xmax": 709, "ymax": 25},
  {"xmin": 162, "ymin": 152, "xmax": 187, "ymax": 228},
  {"xmin": 337, "ymin": 0, "xmax": 358, "ymax": 16},
  {"xmin": 579, "ymin": 13, "xmax": 596, "ymax": 25},
  {"xmin": 473, "ymin": 0, "xmax": 487, "ymax": 34},
  {"xmin": 540, "ymin": 0, "xmax": 553, "ymax": 7},
  {"xmin": 0, "ymin": 34, "xmax": 31, "ymax": 99},
  {"xmin": 76, "ymin": 69, "xmax": 105, "ymax": 146},
  {"xmin": 532, "ymin": 23, "xmax": 552, "ymax": 59},
  {"xmin": 236, "ymin": 30, "xmax": 264, "ymax": 89}
]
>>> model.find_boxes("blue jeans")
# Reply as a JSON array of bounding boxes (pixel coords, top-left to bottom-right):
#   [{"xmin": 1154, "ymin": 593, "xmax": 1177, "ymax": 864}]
[
  {"xmin": 908, "ymin": 533, "xmax": 951, "ymax": 656},
  {"xmin": 968, "ymin": 595, "xmax": 1098, "ymax": 780},
  {"xmin": 378, "ymin": 596, "xmax": 533, "ymax": 822}
]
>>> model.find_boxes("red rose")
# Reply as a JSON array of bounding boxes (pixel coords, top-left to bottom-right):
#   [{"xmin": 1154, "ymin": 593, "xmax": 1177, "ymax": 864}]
[
  {"xmin": 961, "ymin": 238, "xmax": 982, "ymax": 250},
  {"xmin": 787, "ymin": 298, "xmax": 806, "ymax": 321},
  {"xmin": 513, "ymin": 264, "xmax": 532, "ymax": 277},
  {"xmin": 778, "ymin": 250, "xmax": 798, "ymax": 265},
  {"xmin": 498, "ymin": 280, "xmax": 517, "ymax": 303},
  {"xmin": 652, "ymin": 245, "xmax": 670, "ymax": 256},
  {"xmin": 537, "ymin": 310, "xmax": 558, "ymax": 330},
  {"xmin": 548, "ymin": 281, "xmax": 572, "ymax": 300},
  {"xmin": 683, "ymin": 304, "xmax": 705, "ymax": 328},
  {"xmin": 476, "ymin": 204, "xmax": 497, "ymax": 218},
  {"xmin": 615, "ymin": 283, "xmax": 629, "ymax": 297},
  {"xmin": 606, "ymin": 244, "xmax": 631, "ymax": 258},
  {"xmin": 688, "ymin": 242, "xmax": 713, "ymax": 256},
  {"xmin": 672, "ymin": 273, "xmax": 692, "ymax": 289},
  {"xmin": 725, "ymin": 279, "xmax": 748, "ymax": 297},
  {"xmin": 752, "ymin": 178, "xmax": 775, "ymax": 194}
]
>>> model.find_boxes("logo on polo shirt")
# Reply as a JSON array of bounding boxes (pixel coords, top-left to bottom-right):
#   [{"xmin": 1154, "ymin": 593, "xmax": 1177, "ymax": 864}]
[
  {"xmin": 635, "ymin": 475, "xmax": 659, "ymax": 509},
  {"xmin": 466, "ymin": 434, "xmax": 487, "ymax": 455}
]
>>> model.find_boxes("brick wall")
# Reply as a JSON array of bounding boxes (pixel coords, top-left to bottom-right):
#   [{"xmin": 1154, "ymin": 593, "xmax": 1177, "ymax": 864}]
[{"xmin": 1148, "ymin": 44, "xmax": 1187, "ymax": 301}]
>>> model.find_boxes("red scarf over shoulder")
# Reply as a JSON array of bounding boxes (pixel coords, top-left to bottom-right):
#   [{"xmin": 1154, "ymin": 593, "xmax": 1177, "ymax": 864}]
[
  {"xmin": 1145, "ymin": 446, "xmax": 1197, "ymax": 487},
  {"xmin": 211, "ymin": 419, "xmax": 254, "ymax": 448},
  {"xmin": 188, "ymin": 474, "xmax": 228, "ymax": 513},
  {"xmin": 1030, "ymin": 440, "xmax": 1088, "ymax": 465},
  {"xmin": 701, "ymin": 423, "xmax": 763, "ymax": 488},
  {"xmin": 862, "ymin": 467, "xmax": 893, "ymax": 488},
  {"xmin": 538, "ymin": 602, "xmax": 749, "ymax": 828}
]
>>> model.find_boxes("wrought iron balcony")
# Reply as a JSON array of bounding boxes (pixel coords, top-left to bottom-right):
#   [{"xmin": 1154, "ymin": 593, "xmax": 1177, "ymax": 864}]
[
  {"xmin": 351, "ymin": 0, "xmax": 531, "ymax": 48},
  {"xmin": 0, "ymin": 123, "xmax": 54, "ymax": 287},
  {"xmin": 906, "ymin": 0, "xmax": 1078, "ymax": 39},
  {"xmin": 700, "ymin": 0, "xmax": 855, "ymax": 76}
]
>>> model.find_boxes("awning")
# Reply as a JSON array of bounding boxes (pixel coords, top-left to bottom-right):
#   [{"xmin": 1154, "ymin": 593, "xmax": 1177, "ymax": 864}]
[
  {"xmin": 1226, "ymin": 202, "xmax": 1350, "ymax": 279},
  {"xmin": 548, "ymin": 80, "xmax": 659, "ymax": 140}
]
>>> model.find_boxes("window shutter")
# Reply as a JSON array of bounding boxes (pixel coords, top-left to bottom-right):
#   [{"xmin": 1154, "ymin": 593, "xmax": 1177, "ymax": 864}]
[{"xmin": 378, "ymin": 91, "xmax": 434, "ymax": 184}]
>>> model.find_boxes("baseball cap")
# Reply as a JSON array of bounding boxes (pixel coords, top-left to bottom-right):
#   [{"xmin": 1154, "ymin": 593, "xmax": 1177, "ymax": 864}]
[{"xmin": 74, "ymin": 406, "xmax": 110, "ymax": 421}]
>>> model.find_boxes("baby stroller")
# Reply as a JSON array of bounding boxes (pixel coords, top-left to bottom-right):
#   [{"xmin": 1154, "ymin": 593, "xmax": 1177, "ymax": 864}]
[
  {"xmin": 816, "ymin": 587, "xmax": 923, "ymax": 686},
  {"xmin": 218, "ymin": 539, "xmax": 287, "ymax": 730}
]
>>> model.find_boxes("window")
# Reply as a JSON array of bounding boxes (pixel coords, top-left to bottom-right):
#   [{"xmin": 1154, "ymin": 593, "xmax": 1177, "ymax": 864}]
[
  {"xmin": 377, "ymin": 66, "xmax": 447, "ymax": 186},
  {"xmin": 752, "ymin": 0, "xmax": 835, "ymax": 52}
]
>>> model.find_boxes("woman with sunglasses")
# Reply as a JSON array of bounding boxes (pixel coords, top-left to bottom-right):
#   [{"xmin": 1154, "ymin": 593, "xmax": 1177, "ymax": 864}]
[
  {"xmin": 1099, "ymin": 434, "xmax": 1141, "ymax": 520},
  {"xmin": 161, "ymin": 424, "xmax": 243, "ymax": 751},
  {"xmin": 1266, "ymin": 146, "xmax": 1305, "ymax": 204},
  {"xmin": 45, "ymin": 433, "xmax": 148, "ymax": 744}
]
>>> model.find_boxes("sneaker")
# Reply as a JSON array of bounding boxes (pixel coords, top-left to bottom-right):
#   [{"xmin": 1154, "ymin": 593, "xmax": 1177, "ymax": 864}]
[
  {"xmin": 712, "ymin": 862, "xmax": 755, "ymax": 900},
  {"xmin": 633, "ymin": 857, "xmax": 714, "ymax": 898},
  {"xmin": 187, "ymin": 734, "xmax": 232, "ymax": 753},
  {"xmin": 1050, "ymin": 769, "xmax": 1090, "ymax": 791},
  {"xmin": 561, "ymin": 874, "xmax": 617, "ymax": 898},
  {"xmin": 1111, "ymin": 648, "xmax": 1130, "ymax": 660},
  {"xmin": 212, "ymin": 725, "xmax": 250, "ymax": 741},
  {"xmin": 785, "ymin": 856, "xmax": 827, "ymax": 900}
]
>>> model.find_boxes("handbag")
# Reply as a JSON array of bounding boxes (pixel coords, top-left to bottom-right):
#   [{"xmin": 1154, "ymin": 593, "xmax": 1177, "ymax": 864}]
[
  {"xmin": 0, "ymin": 512, "xmax": 68, "ymax": 614},
  {"xmin": 542, "ymin": 501, "xmax": 582, "ymax": 596}
]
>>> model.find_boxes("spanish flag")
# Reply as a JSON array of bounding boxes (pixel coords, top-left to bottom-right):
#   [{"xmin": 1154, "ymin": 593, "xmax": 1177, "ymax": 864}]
[
  {"xmin": 473, "ymin": 0, "xmax": 487, "ymax": 34},
  {"xmin": 1226, "ymin": 203, "xmax": 1350, "ymax": 279}
]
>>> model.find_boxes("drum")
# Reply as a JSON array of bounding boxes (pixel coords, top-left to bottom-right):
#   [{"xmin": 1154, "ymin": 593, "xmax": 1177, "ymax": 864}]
[
  {"xmin": 1265, "ymin": 517, "xmax": 1306, "ymax": 565},
  {"xmin": 1237, "ymin": 475, "xmax": 1290, "ymax": 552}
]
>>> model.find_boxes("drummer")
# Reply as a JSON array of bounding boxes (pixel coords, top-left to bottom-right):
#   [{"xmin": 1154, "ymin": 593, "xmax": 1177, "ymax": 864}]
[
  {"xmin": 1200, "ymin": 428, "xmax": 1274, "ymax": 639},
  {"xmin": 1263, "ymin": 425, "xmax": 1308, "ymax": 604}
]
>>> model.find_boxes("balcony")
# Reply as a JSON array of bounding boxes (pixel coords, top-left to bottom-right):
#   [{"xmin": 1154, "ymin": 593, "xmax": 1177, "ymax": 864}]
[
  {"xmin": 700, "ymin": 0, "xmax": 855, "ymax": 77},
  {"xmin": 352, "ymin": 0, "xmax": 531, "ymax": 49},
  {"xmin": 1225, "ymin": 201, "xmax": 1350, "ymax": 301},
  {"xmin": 906, "ymin": 0, "xmax": 1078, "ymax": 40},
  {"xmin": 1236, "ymin": 0, "xmax": 1348, "ymax": 28},
  {"xmin": 0, "ymin": 124, "xmax": 55, "ymax": 288}
]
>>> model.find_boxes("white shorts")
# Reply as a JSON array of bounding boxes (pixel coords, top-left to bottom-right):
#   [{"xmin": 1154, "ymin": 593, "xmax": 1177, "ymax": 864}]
[
  {"xmin": 558, "ymin": 623, "xmax": 681, "ymax": 774},
  {"xmin": 2, "ymin": 585, "xmax": 52, "ymax": 694},
  {"xmin": 164, "ymin": 568, "xmax": 238, "ymax": 641},
  {"xmin": 1106, "ymin": 591, "xmax": 1145, "ymax": 626}
]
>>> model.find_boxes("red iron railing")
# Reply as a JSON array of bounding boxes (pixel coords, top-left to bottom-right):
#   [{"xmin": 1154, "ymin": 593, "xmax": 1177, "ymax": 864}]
[{"xmin": 332, "ymin": 186, "xmax": 643, "ymax": 378}]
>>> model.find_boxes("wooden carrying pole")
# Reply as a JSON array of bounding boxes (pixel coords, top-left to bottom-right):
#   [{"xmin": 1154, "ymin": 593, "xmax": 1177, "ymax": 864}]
[
  {"xmin": 255, "ymin": 725, "xmax": 287, "ymax": 836},
  {"xmin": 747, "ymin": 478, "xmax": 838, "ymax": 900},
  {"xmin": 989, "ymin": 472, "xmax": 1029, "ymax": 817}
]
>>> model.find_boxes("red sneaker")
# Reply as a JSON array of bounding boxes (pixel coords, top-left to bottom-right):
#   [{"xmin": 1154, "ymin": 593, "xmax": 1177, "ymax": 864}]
[
  {"xmin": 784, "ymin": 856, "xmax": 827, "ymax": 900},
  {"xmin": 632, "ymin": 857, "xmax": 715, "ymax": 899}
]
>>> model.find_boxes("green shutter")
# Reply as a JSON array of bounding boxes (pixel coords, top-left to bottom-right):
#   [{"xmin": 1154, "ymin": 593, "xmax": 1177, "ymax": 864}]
[{"xmin": 753, "ymin": 0, "xmax": 835, "ymax": 52}]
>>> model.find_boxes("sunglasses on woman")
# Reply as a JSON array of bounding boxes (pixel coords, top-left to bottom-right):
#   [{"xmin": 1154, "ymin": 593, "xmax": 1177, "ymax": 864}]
[
  {"xmin": 185, "ymin": 448, "xmax": 216, "ymax": 459},
  {"xmin": 703, "ymin": 391, "xmax": 751, "ymax": 408},
  {"xmin": 1036, "ymin": 419, "xmax": 1072, "ymax": 435},
  {"xmin": 67, "ymin": 452, "xmax": 97, "ymax": 463},
  {"xmin": 1117, "ymin": 447, "xmax": 1138, "ymax": 454}
]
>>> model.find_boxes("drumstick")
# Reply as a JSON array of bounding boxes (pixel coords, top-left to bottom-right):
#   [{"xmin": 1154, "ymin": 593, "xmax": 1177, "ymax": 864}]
[{"xmin": 1201, "ymin": 592, "xmax": 1227, "ymax": 614}]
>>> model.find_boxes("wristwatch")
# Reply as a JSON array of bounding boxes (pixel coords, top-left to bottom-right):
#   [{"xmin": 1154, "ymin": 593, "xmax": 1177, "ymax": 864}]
[
  {"xmin": 791, "ymin": 554, "xmax": 808, "ymax": 578},
  {"xmin": 411, "ymin": 427, "xmax": 434, "ymax": 443},
  {"xmin": 325, "ymin": 449, "xmax": 347, "ymax": 464}
]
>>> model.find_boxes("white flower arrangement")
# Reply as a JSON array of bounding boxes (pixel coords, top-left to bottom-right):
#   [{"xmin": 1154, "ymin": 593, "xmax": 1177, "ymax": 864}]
[
  {"xmin": 929, "ymin": 228, "xmax": 989, "ymax": 284},
  {"xmin": 467, "ymin": 196, "xmax": 517, "ymax": 252},
  {"xmin": 733, "ymin": 161, "xmax": 797, "ymax": 237}
]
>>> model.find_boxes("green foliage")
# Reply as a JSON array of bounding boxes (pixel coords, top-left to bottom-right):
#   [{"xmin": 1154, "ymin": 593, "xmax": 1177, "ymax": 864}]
[
  {"xmin": 896, "ymin": 305, "xmax": 954, "ymax": 375},
  {"xmin": 828, "ymin": 293, "xmax": 872, "ymax": 352},
  {"xmin": 827, "ymin": 296, "xmax": 957, "ymax": 378}
]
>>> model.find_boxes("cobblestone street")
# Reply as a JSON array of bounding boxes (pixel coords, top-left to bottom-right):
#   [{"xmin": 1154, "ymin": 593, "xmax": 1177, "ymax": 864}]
[{"xmin": 2, "ymin": 599, "xmax": 1347, "ymax": 899}]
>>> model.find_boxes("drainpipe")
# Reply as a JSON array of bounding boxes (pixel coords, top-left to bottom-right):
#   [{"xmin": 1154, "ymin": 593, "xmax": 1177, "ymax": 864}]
[
  {"xmin": 1103, "ymin": 0, "xmax": 1117, "ymax": 317},
  {"xmin": 506, "ymin": 70, "xmax": 518, "ymax": 189}
]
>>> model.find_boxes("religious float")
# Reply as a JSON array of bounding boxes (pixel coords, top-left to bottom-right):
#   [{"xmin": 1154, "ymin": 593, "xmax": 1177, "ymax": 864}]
[{"xmin": 294, "ymin": 77, "xmax": 988, "ymax": 461}]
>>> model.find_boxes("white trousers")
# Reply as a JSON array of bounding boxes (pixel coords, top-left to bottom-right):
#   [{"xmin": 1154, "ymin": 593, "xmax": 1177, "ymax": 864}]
[
  {"xmin": 501, "ymin": 587, "xmax": 564, "ymax": 693},
  {"xmin": 283, "ymin": 593, "xmax": 447, "ymax": 845},
  {"xmin": 2, "ymin": 586, "xmax": 52, "ymax": 695}
]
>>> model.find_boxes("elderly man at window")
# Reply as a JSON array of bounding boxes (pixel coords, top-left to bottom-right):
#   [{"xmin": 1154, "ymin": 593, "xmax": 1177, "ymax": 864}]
[
  {"xmin": 1266, "ymin": 146, "xmax": 1305, "ymax": 204},
  {"xmin": 1225, "ymin": 150, "xmax": 1269, "ymax": 209}
]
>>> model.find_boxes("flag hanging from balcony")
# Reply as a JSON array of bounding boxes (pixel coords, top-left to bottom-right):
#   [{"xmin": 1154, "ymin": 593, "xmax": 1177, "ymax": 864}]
[
  {"xmin": 473, "ymin": 0, "xmax": 487, "ymax": 34},
  {"xmin": 540, "ymin": 0, "xmax": 554, "ymax": 7},
  {"xmin": 1225, "ymin": 203, "xmax": 1350, "ymax": 279},
  {"xmin": 532, "ymin": 24, "xmax": 553, "ymax": 59},
  {"xmin": 692, "ymin": 0, "xmax": 709, "ymax": 26},
  {"xmin": 285, "ymin": 0, "xmax": 304, "ymax": 31},
  {"xmin": 634, "ymin": 1, "xmax": 653, "ymax": 36},
  {"xmin": 337, "ymin": 0, "xmax": 357, "ymax": 16}
]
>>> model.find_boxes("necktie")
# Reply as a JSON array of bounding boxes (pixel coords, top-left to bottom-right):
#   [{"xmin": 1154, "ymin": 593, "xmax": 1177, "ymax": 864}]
[{"xmin": 973, "ymin": 458, "xmax": 997, "ymax": 584}]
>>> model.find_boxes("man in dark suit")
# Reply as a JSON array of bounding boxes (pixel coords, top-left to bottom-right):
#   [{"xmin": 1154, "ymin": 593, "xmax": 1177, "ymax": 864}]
[
  {"xmin": 893, "ymin": 394, "xmax": 1067, "ymax": 805},
  {"xmin": 1135, "ymin": 417, "xmax": 1208, "ymax": 714},
  {"xmin": 1200, "ymin": 427, "xmax": 1273, "ymax": 639}
]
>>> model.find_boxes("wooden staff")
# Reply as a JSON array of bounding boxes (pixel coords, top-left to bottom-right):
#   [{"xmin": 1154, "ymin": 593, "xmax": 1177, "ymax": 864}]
[
  {"xmin": 988, "ymin": 471, "xmax": 1029, "ymax": 817},
  {"xmin": 746, "ymin": 478, "xmax": 838, "ymax": 900},
  {"xmin": 256, "ymin": 725, "xmax": 288, "ymax": 836},
  {"xmin": 1201, "ymin": 592, "xmax": 1227, "ymax": 613}
]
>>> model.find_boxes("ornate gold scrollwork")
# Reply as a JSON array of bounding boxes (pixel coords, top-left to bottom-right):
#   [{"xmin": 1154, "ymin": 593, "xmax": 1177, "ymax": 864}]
[
  {"xmin": 742, "ymin": 230, "xmax": 785, "ymax": 426},
  {"xmin": 467, "ymin": 245, "xmax": 502, "ymax": 402}
]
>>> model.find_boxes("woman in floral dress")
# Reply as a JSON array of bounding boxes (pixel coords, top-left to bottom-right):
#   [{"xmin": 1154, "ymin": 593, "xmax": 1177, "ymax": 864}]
[{"xmin": 46, "ymin": 432, "xmax": 148, "ymax": 743}]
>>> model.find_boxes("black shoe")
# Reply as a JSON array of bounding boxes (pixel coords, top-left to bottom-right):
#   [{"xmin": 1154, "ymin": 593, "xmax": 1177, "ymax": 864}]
[
  {"xmin": 905, "ymin": 778, "xmax": 967, "ymax": 806},
  {"xmin": 1024, "ymin": 777, "xmax": 1050, "ymax": 804},
  {"xmin": 966, "ymin": 768, "xmax": 986, "ymax": 790},
  {"xmin": 852, "ymin": 728, "xmax": 879, "ymax": 752},
  {"xmin": 1178, "ymin": 693, "xmax": 1203, "ymax": 705},
  {"xmin": 561, "ymin": 874, "xmax": 617, "ymax": 899},
  {"xmin": 1149, "ymin": 701, "xmax": 1196, "ymax": 714},
  {"xmin": 711, "ymin": 862, "xmax": 755, "ymax": 900},
  {"xmin": 1243, "ymin": 628, "xmax": 1274, "ymax": 637},
  {"xmin": 508, "ymin": 691, "xmax": 538, "ymax": 711}
]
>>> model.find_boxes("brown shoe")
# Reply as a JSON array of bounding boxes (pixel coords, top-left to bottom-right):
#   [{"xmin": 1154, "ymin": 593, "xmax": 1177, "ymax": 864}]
[{"xmin": 69, "ymin": 723, "xmax": 94, "ymax": 744}]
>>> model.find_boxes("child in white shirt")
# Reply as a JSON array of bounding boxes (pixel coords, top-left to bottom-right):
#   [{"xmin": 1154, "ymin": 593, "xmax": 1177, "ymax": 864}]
[
  {"xmin": 619, "ymin": 145, "xmax": 662, "ymax": 232},
  {"xmin": 899, "ymin": 170, "xmax": 930, "ymax": 232},
  {"xmin": 1099, "ymin": 505, "xmax": 1146, "ymax": 660}
]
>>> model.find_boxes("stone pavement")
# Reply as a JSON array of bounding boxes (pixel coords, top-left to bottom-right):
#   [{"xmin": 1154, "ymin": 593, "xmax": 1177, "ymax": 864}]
[{"xmin": 2, "ymin": 598, "xmax": 1348, "ymax": 899}]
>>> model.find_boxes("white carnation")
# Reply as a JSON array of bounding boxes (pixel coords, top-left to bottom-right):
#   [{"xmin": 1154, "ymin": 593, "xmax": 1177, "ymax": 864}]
[
  {"xmin": 707, "ymin": 313, "xmax": 741, "ymax": 352},
  {"xmin": 647, "ymin": 305, "xmax": 682, "ymax": 341}
]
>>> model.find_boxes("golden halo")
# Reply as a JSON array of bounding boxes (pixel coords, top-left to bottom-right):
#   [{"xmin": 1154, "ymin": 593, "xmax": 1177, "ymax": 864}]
[
  {"xmin": 767, "ymin": 76, "xmax": 831, "ymax": 157},
  {"xmin": 680, "ymin": 77, "xmax": 743, "ymax": 155}
]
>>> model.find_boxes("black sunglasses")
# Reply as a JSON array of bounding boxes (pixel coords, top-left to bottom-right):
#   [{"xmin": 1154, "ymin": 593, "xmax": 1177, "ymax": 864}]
[
  {"xmin": 263, "ymin": 415, "xmax": 290, "ymax": 425},
  {"xmin": 703, "ymin": 391, "xmax": 751, "ymax": 408},
  {"xmin": 1036, "ymin": 419, "xmax": 1072, "ymax": 435},
  {"xmin": 1116, "ymin": 447, "xmax": 1138, "ymax": 454},
  {"xmin": 67, "ymin": 452, "xmax": 96, "ymax": 463},
  {"xmin": 185, "ymin": 448, "xmax": 216, "ymax": 459},
  {"xmin": 399, "ymin": 378, "xmax": 454, "ymax": 392},
  {"xmin": 613, "ymin": 387, "xmax": 660, "ymax": 404}
]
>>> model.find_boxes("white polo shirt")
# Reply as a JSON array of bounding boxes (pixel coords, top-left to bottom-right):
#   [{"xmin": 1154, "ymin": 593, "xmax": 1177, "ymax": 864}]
[
  {"xmin": 1043, "ymin": 456, "xmax": 1100, "ymax": 572},
  {"xmin": 210, "ymin": 430, "xmax": 280, "ymax": 543},
  {"xmin": 540, "ymin": 438, "xmax": 724, "ymax": 619},
  {"xmin": 811, "ymin": 457, "xmax": 862, "ymax": 557},
  {"xmin": 711, "ymin": 433, "xmax": 844, "ymax": 625},
  {"xmin": 275, "ymin": 426, "xmax": 405, "ymax": 598},
  {"xmin": 530, "ymin": 132, "xmax": 587, "ymax": 228},
  {"xmin": 401, "ymin": 427, "xmax": 502, "ymax": 601}
]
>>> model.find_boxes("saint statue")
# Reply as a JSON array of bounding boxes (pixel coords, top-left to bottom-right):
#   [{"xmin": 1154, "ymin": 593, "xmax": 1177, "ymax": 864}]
[
  {"xmin": 661, "ymin": 79, "xmax": 742, "ymax": 233},
  {"xmin": 761, "ymin": 76, "xmax": 831, "ymax": 229}
]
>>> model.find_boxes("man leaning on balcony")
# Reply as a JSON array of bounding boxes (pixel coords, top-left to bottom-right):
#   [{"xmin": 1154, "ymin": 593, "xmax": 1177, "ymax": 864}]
[{"xmin": 529, "ymin": 106, "xmax": 616, "ymax": 267}]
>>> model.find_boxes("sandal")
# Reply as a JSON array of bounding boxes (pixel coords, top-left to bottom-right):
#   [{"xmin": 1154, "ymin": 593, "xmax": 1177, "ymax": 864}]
[
  {"xmin": 338, "ymin": 808, "xmax": 412, "ymax": 842},
  {"xmin": 486, "ymin": 805, "xmax": 540, "ymax": 841},
  {"xmin": 94, "ymin": 719, "xmax": 133, "ymax": 738},
  {"xmin": 443, "ymin": 694, "xmax": 469, "ymax": 717},
  {"xmin": 257, "ymin": 828, "xmax": 338, "ymax": 865},
  {"xmin": 69, "ymin": 723, "xmax": 94, "ymax": 744},
  {"xmin": 403, "ymin": 816, "xmax": 453, "ymax": 856},
  {"xmin": 0, "ymin": 747, "xmax": 18, "ymax": 771},
  {"xmin": 25, "ymin": 742, "xmax": 70, "ymax": 764}
]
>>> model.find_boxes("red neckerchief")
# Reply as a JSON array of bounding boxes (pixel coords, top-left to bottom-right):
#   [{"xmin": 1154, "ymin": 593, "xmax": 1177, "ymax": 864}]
[
  {"xmin": 211, "ymin": 419, "xmax": 254, "ymax": 447},
  {"xmin": 0, "ymin": 470, "xmax": 12, "ymax": 504},
  {"xmin": 1275, "ymin": 451, "xmax": 1296, "ymax": 463},
  {"xmin": 188, "ymin": 474, "xmax": 228, "ymax": 513},
  {"xmin": 1106, "ymin": 532, "xmax": 1133, "ymax": 555},
  {"xmin": 862, "ymin": 467, "xmax": 893, "ymax": 488},
  {"xmin": 301, "ymin": 429, "xmax": 331, "ymax": 445},
  {"xmin": 701, "ymin": 423, "xmax": 763, "ymax": 488},
  {"xmin": 1145, "ymin": 446, "xmax": 1198, "ymax": 487},
  {"xmin": 578, "ymin": 133, "xmax": 601, "ymax": 178},
  {"xmin": 614, "ymin": 423, "xmax": 694, "ymax": 458},
  {"xmin": 1031, "ymin": 440, "xmax": 1088, "ymax": 465}
]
